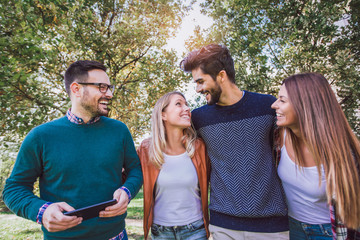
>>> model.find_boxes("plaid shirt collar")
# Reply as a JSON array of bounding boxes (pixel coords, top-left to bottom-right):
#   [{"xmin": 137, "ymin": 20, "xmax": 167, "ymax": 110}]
[{"xmin": 66, "ymin": 109, "xmax": 101, "ymax": 125}]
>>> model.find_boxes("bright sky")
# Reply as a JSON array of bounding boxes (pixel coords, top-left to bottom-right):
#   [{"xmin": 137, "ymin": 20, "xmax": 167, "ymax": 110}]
[
  {"xmin": 165, "ymin": 0, "xmax": 213, "ymax": 106},
  {"xmin": 165, "ymin": 1, "xmax": 213, "ymax": 56}
]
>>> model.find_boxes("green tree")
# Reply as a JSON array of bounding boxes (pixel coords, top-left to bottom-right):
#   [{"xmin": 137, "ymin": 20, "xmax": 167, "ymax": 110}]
[
  {"xmin": 0, "ymin": 0, "xmax": 189, "ymax": 209},
  {"xmin": 188, "ymin": 0, "xmax": 360, "ymax": 134},
  {"xmin": 1, "ymin": 0, "xmax": 189, "ymax": 142}
]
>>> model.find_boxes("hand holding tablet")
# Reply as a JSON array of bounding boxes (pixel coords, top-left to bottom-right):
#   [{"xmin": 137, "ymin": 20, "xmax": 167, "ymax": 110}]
[{"xmin": 64, "ymin": 199, "xmax": 117, "ymax": 221}]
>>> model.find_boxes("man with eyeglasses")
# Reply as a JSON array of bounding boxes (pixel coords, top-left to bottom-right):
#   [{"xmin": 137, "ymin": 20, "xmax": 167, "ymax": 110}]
[
  {"xmin": 180, "ymin": 44, "xmax": 289, "ymax": 240},
  {"xmin": 2, "ymin": 60, "xmax": 143, "ymax": 240}
]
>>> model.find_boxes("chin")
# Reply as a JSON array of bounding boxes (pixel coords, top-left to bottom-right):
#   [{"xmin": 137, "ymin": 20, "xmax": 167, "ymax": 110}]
[
  {"xmin": 277, "ymin": 123, "xmax": 290, "ymax": 128},
  {"xmin": 275, "ymin": 120, "xmax": 285, "ymax": 127}
]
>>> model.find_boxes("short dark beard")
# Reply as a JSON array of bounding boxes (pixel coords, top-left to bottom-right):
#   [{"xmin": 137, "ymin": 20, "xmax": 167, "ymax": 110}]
[
  {"xmin": 81, "ymin": 88, "xmax": 110, "ymax": 117},
  {"xmin": 207, "ymin": 84, "xmax": 222, "ymax": 105}
]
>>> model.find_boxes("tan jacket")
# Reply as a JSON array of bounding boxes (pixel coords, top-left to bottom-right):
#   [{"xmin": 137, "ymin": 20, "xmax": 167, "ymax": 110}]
[{"xmin": 137, "ymin": 138, "xmax": 210, "ymax": 239}]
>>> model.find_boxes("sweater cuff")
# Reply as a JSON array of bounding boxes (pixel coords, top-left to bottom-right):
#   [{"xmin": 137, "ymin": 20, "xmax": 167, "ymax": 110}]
[
  {"xmin": 120, "ymin": 186, "xmax": 131, "ymax": 204},
  {"xmin": 36, "ymin": 202, "xmax": 52, "ymax": 224}
]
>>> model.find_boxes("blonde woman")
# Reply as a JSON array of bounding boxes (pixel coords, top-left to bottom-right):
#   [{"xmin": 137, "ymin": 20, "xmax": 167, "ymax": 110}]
[
  {"xmin": 137, "ymin": 91, "xmax": 209, "ymax": 240},
  {"xmin": 271, "ymin": 73, "xmax": 360, "ymax": 239}
]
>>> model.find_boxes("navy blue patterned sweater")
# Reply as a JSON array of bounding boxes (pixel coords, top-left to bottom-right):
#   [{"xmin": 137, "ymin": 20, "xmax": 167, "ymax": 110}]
[{"xmin": 192, "ymin": 91, "xmax": 288, "ymax": 232}]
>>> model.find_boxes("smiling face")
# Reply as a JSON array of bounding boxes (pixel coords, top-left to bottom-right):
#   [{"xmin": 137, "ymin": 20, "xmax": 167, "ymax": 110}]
[
  {"xmin": 80, "ymin": 69, "xmax": 113, "ymax": 118},
  {"xmin": 162, "ymin": 94, "xmax": 191, "ymax": 130},
  {"xmin": 191, "ymin": 67, "xmax": 222, "ymax": 105},
  {"xmin": 271, "ymin": 84, "xmax": 299, "ymax": 129}
]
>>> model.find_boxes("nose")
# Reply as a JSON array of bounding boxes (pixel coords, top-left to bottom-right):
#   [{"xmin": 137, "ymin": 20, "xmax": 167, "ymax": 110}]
[
  {"xmin": 105, "ymin": 88, "xmax": 113, "ymax": 99},
  {"xmin": 195, "ymin": 84, "xmax": 202, "ymax": 93},
  {"xmin": 184, "ymin": 104, "xmax": 190, "ymax": 111},
  {"xmin": 271, "ymin": 100, "xmax": 278, "ymax": 109}
]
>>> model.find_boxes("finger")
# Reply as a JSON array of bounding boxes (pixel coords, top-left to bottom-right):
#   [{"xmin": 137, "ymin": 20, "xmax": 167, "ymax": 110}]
[
  {"xmin": 100, "ymin": 203, "xmax": 127, "ymax": 218},
  {"xmin": 113, "ymin": 189, "xmax": 122, "ymax": 201},
  {"xmin": 57, "ymin": 202, "xmax": 76, "ymax": 212},
  {"xmin": 45, "ymin": 214, "xmax": 82, "ymax": 232},
  {"xmin": 100, "ymin": 208, "xmax": 126, "ymax": 218},
  {"xmin": 46, "ymin": 221, "xmax": 81, "ymax": 232},
  {"xmin": 105, "ymin": 200, "xmax": 121, "ymax": 211},
  {"xmin": 44, "ymin": 203, "xmax": 82, "ymax": 232}
]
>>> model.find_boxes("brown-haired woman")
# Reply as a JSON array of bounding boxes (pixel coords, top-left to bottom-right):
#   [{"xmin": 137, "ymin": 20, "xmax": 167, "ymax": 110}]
[{"xmin": 271, "ymin": 73, "xmax": 360, "ymax": 239}]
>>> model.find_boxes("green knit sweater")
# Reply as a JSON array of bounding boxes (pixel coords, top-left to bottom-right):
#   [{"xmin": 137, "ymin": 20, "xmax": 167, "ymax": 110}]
[{"xmin": 2, "ymin": 116, "xmax": 143, "ymax": 240}]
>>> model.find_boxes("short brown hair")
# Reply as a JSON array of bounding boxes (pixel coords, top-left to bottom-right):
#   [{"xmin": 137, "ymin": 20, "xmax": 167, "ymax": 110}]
[
  {"xmin": 64, "ymin": 60, "xmax": 106, "ymax": 97},
  {"xmin": 180, "ymin": 44, "xmax": 236, "ymax": 83}
]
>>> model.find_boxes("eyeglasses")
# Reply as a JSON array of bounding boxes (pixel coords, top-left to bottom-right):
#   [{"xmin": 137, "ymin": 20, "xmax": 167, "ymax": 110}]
[{"xmin": 78, "ymin": 82, "xmax": 115, "ymax": 94}]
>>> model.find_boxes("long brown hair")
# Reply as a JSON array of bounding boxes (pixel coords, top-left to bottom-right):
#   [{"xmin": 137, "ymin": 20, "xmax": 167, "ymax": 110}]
[
  {"xmin": 148, "ymin": 91, "xmax": 196, "ymax": 169},
  {"xmin": 283, "ymin": 72, "xmax": 360, "ymax": 229}
]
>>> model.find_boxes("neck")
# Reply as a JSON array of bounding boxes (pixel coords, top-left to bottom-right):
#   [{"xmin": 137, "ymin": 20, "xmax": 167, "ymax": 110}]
[
  {"xmin": 70, "ymin": 104, "xmax": 94, "ymax": 123},
  {"xmin": 164, "ymin": 127, "xmax": 186, "ymax": 155},
  {"xmin": 289, "ymin": 126, "xmax": 303, "ymax": 140},
  {"xmin": 217, "ymin": 83, "xmax": 243, "ymax": 106}
]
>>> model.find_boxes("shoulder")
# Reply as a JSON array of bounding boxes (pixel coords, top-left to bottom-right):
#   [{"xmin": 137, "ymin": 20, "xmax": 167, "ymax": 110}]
[
  {"xmin": 137, "ymin": 138, "xmax": 155, "ymax": 166},
  {"xmin": 244, "ymin": 91, "xmax": 276, "ymax": 116},
  {"xmin": 194, "ymin": 138, "xmax": 208, "ymax": 158},
  {"xmin": 137, "ymin": 138, "xmax": 151, "ymax": 159},
  {"xmin": 191, "ymin": 105, "xmax": 214, "ymax": 128},
  {"xmin": 195, "ymin": 138, "xmax": 206, "ymax": 150},
  {"xmin": 20, "ymin": 117, "xmax": 67, "ymax": 147},
  {"xmin": 193, "ymin": 138, "xmax": 208, "ymax": 166},
  {"xmin": 192, "ymin": 104, "xmax": 212, "ymax": 116},
  {"xmin": 30, "ymin": 117, "xmax": 67, "ymax": 135},
  {"xmin": 245, "ymin": 91, "xmax": 276, "ymax": 104},
  {"xmin": 139, "ymin": 138, "xmax": 151, "ymax": 150},
  {"xmin": 100, "ymin": 117, "xmax": 133, "ymax": 136},
  {"xmin": 100, "ymin": 117, "xmax": 128, "ymax": 128}
]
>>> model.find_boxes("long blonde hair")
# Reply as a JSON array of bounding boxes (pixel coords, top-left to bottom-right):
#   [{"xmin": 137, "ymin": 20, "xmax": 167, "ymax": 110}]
[
  {"xmin": 149, "ymin": 91, "xmax": 197, "ymax": 169},
  {"xmin": 283, "ymin": 73, "xmax": 360, "ymax": 229}
]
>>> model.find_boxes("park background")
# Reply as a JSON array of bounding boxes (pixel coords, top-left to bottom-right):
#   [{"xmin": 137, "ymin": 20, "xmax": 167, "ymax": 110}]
[{"xmin": 0, "ymin": 0, "xmax": 359, "ymax": 239}]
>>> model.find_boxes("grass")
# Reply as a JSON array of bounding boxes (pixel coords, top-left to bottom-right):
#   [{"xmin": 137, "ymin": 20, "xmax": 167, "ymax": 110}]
[{"xmin": 0, "ymin": 189, "xmax": 144, "ymax": 240}]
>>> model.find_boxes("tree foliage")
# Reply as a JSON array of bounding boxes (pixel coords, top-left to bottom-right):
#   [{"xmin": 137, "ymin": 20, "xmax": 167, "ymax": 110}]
[
  {"xmin": 0, "ymin": 0, "xmax": 188, "ymax": 144},
  {"xmin": 0, "ymin": 0, "xmax": 189, "ymax": 210},
  {"xmin": 187, "ymin": 0, "xmax": 360, "ymax": 135}
]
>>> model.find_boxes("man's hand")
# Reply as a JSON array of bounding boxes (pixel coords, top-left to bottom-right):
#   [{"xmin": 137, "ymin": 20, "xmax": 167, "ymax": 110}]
[
  {"xmin": 42, "ymin": 202, "xmax": 82, "ymax": 232},
  {"xmin": 99, "ymin": 188, "xmax": 129, "ymax": 218}
]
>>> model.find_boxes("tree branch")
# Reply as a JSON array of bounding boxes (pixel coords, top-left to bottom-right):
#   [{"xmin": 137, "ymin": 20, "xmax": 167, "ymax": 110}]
[
  {"xmin": 267, "ymin": 41, "xmax": 289, "ymax": 75},
  {"xmin": 9, "ymin": 80, "xmax": 66, "ymax": 114},
  {"xmin": 118, "ymin": 44, "xmax": 152, "ymax": 71}
]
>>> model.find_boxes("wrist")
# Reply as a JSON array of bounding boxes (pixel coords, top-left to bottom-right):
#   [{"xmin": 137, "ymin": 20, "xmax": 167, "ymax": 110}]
[
  {"xmin": 36, "ymin": 202, "xmax": 52, "ymax": 224},
  {"xmin": 120, "ymin": 186, "xmax": 131, "ymax": 204}
]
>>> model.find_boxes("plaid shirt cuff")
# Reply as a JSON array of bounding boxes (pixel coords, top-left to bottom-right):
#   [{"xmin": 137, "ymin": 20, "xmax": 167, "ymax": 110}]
[
  {"xmin": 120, "ymin": 186, "xmax": 131, "ymax": 204},
  {"xmin": 36, "ymin": 202, "xmax": 52, "ymax": 224},
  {"xmin": 109, "ymin": 229, "xmax": 127, "ymax": 240}
]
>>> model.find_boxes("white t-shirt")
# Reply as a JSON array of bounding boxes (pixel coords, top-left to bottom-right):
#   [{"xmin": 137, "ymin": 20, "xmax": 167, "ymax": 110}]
[
  {"xmin": 153, "ymin": 152, "xmax": 203, "ymax": 226},
  {"xmin": 277, "ymin": 131, "xmax": 330, "ymax": 224}
]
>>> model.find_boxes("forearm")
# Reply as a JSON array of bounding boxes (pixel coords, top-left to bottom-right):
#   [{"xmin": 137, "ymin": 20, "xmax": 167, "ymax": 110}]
[
  {"xmin": 2, "ymin": 179, "xmax": 46, "ymax": 221},
  {"xmin": 122, "ymin": 165, "xmax": 143, "ymax": 199}
]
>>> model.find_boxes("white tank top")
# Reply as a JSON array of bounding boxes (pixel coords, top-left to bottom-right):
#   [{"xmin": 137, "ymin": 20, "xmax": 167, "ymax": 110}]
[
  {"xmin": 153, "ymin": 152, "xmax": 203, "ymax": 226},
  {"xmin": 277, "ymin": 131, "xmax": 330, "ymax": 224}
]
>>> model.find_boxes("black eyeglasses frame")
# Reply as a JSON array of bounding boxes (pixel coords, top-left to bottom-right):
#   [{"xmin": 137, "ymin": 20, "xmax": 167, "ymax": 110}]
[{"xmin": 77, "ymin": 82, "xmax": 115, "ymax": 94}]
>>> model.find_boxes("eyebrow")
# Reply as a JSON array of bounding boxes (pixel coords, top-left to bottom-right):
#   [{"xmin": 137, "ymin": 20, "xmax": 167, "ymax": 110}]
[{"xmin": 194, "ymin": 77, "xmax": 203, "ymax": 83}]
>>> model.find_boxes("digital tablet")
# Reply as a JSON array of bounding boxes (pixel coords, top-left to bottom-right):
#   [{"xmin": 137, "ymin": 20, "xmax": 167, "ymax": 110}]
[{"xmin": 64, "ymin": 199, "xmax": 117, "ymax": 220}]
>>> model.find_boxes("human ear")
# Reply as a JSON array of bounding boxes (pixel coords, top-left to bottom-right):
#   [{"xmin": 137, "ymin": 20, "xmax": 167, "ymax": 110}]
[
  {"xmin": 216, "ymin": 70, "xmax": 226, "ymax": 83},
  {"xmin": 161, "ymin": 112, "xmax": 167, "ymax": 121},
  {"xmin": 70, "ymin": 82, "xmax": 81, "ymax": 97}
]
